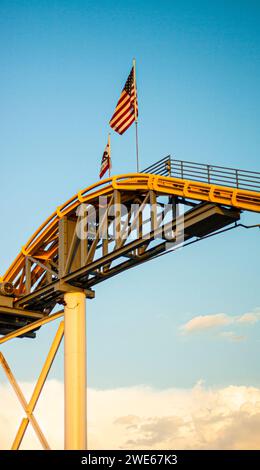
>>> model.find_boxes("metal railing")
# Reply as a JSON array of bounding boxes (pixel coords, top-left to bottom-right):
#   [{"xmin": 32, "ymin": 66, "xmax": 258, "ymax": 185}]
[{"xmin": 142, "ymin": 156, "xmax": 260, "ymax": 192}]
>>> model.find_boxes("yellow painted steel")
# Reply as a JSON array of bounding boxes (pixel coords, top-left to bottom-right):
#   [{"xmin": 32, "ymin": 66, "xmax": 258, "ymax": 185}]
[
  {"xmin": 0, "ymin": 310, "xmax": 64, "ymax": 345},
  {"xmin": 12, "ymin": 418, "xmax": 28, "ymax": 450},
  {"xmin": 27, "ymin": 321, "xmax": 64, "ymax": 414},
  {"xmin": 64, "ymin": 292, "xmax": 86, "ymax": 450},
  {"xmin": 0, "ymin": 170, "xmax": 259, "ymax": 452},
  {"xmin": 3, "ymin": 173, "xmax": 260, "ymax": 287},
  {"xmin": 7, "ymin": 321, "xmax": 64, "ymax": 450},
  {"xmin": 0, "ymin": 353, "xmax": 50, "ymax": 450}
]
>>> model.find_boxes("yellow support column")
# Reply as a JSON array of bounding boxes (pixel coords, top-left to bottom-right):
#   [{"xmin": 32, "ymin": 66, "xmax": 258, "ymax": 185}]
[{"xmin": 64, "ymin": 291, "xmax": 87, "ymax": 450}]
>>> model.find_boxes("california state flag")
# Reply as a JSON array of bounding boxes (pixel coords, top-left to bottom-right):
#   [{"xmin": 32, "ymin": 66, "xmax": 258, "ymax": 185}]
[{"xmin": 99, "ymin": 135, "xmax": 111, "ymax": 179}]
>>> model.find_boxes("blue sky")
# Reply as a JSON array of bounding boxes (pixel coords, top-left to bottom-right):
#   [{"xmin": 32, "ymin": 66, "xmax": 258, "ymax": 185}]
[{"xmin": 0, "ymin": 0, "xmax": 260, "ymax": 390}]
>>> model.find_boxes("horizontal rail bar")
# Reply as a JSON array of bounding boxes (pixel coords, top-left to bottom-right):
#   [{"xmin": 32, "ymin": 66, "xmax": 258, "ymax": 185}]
[
  {"xmin": 142, "ymin": 156, "xmax": 260, "ymax": 191},
  {"xmin": 0, "ymin": 310, "xmax": 64, "ymax": 344}
]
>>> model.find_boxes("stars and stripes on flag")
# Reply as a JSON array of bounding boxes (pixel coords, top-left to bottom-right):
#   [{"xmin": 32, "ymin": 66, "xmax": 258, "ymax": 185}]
[
  {"xmin": 109, "ymin": 66, "xmax": 138, "ymax": 135},
  {"xmin": 99, "ymin": 136, "xmax": 111, "ymax": 179}
]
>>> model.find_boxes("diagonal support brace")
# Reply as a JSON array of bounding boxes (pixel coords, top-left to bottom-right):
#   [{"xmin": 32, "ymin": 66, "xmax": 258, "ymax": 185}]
[{"xmin": 0, "ymin": 321, "xmax": 64, "ymax": 450}]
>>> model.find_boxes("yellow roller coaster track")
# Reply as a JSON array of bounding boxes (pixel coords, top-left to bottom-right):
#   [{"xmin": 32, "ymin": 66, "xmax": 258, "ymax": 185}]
[
  {"xmin": 2, "ymin": 170, "xmax": 260, "ymax": 284},
  {"xmin": 0, "ymin": 155, "xmax": 260, "ymax": 450},
  {"xmin": 0, "ymin": 155, "xmax": 259, "ymax": 338}
]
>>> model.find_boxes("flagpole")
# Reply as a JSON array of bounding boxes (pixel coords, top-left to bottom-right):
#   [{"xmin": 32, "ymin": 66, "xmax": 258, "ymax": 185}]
[
  {"xmin": 133, "ymin": 58, "xmax": 139, "ymax": 172},
  {"xmin": 108, "ymin": 133, "xmax": 111, "ymax": 177}
]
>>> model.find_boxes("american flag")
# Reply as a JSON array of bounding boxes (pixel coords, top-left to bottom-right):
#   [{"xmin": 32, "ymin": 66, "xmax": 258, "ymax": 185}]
[
  {"xmin": 99, "ymin": 136, "xmax": 111, "ymax": 179},
  {"xmin": 109, "ymin": 66, "xmax": 138, "ymax": 135}
]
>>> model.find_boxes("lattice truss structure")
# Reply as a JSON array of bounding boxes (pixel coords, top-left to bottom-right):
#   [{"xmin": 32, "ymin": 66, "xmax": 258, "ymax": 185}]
[{"xmin": 0, "ymin": 157, "xmax": 260, "ymax": 449}]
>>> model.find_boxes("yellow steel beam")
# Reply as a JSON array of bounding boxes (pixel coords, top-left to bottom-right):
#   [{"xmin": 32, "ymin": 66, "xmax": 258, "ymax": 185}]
[
  {"xmin": 152, "ymin": 176, "xmax": 260, "ymax": 213},
  {"xmin": 64, "ymin": 292, "xmax": 86, "ymax": 450},
  {"xmin": 2, "ymin": 173, "xmax": 260, "ymax": 285},
  {"xmin": 4, "ymin": 321, "xmax": 64, "ymax": 450},
  {"xmin": 0, "ymin": 353, "xmax": 50, "ymax": 450},
  {"xmin": 0, "ymin": 305, "xmax": 43, "ymax": 319},
  {"xmin": 11, "ymin": 418, "xmax": 28, "ymax": 451},
  {"xmin": 27, "ymin": 321, "xmax": 64, "ymax": 414},
  {"xmin": 0, "ymin": 310, "xmax": 64, "ymax": 345}
]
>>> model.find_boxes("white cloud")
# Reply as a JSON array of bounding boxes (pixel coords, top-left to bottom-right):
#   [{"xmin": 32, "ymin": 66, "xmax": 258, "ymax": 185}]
[
  {"xmin": 220, "ymin": 331, "xmax": 246, "ymax": 342},
  {"xmin": 237, "ymin": 313, "xmax": 260, "ymax": 325},
  {"xmin": 180, "ymin": 308, "xmax": 260, "ymax": 337},
  {"xmin": 180, "ymin": 313, "xmax": 232, "ymax": 334},
  {"xmin": 1, "ymin": 380, "xmax": 260, "ymax": 449}
]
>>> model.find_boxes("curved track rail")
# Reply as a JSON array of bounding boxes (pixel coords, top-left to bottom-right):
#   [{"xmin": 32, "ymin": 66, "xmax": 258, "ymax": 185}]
[
  {"xmin": 0, "ymin": 157, "xmax": 259, "ymax": 451},
  {"xmin": 0, "ymin": 160, "xmax": 260, "ymax": 335},
  {"xmin": 3, "ymin": 172, "xmax": 260, "ymax": 284}
]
